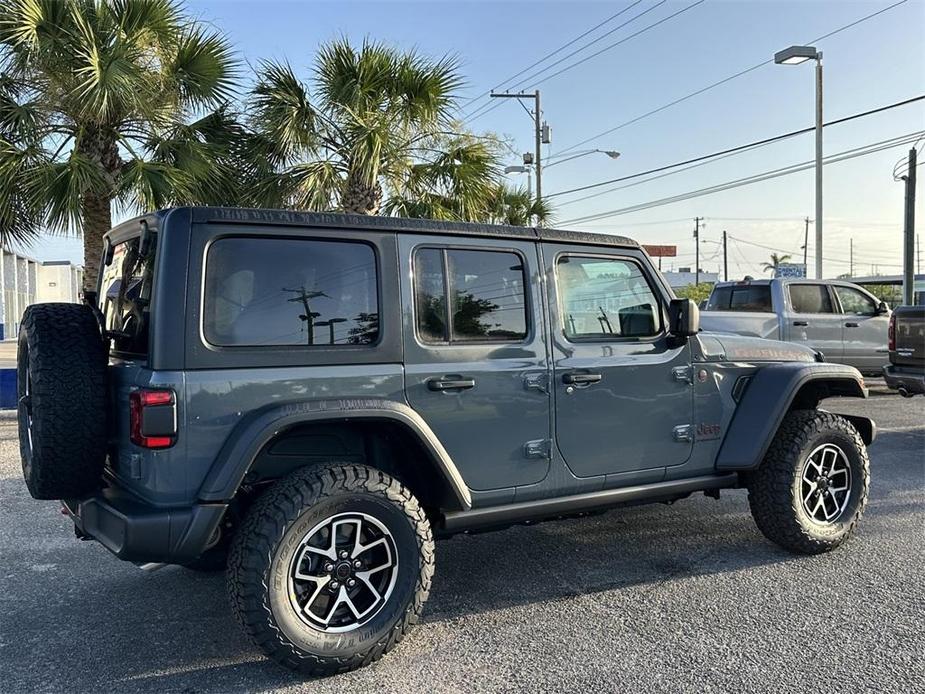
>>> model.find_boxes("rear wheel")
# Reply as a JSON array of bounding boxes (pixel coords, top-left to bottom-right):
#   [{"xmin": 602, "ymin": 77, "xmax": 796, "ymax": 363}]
[
  {"xmin": 18, "ymin": 303, "xmax": 108, "ymax": 500},
  {"xmin": 227, "ymin": 464, "xmax": 433, "ymax": 675},
  {"xmin": 746, "ymin": 410, "xmax": 869, "ymax": 554}
]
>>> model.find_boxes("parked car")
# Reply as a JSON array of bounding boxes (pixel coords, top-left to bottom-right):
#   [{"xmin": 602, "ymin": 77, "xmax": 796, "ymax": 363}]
[
  {"xmin": 884, "ymin": 305, "xmax": 925, "ymax": 396},
  {"xmin": 701, "ymin": 278, "xmax": 891, "ymax": 375},
  {"xmin": 17, "ymin": 209, "xmax": 875, "ymax": 676}
]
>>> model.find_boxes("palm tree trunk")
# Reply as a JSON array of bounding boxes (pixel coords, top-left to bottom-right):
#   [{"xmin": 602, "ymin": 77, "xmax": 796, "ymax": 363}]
[
  {"xmin": 81, "ymin": 192, "xmax": 111, "ymax": 294},
  {"xmin": 340, "ymin": 174, "xmax": 382, "ymax": 215}
]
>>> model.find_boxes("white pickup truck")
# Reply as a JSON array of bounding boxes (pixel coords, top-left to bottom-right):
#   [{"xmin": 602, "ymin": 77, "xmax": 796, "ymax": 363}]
[{"xmin": 700, "ymin": 278, "xmax": 891, "ymax": 375}]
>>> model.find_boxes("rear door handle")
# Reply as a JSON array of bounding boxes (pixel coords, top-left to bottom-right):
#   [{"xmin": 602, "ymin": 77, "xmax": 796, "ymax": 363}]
[
  {"xmin": 793, "ymin": 321, "xmax": 809, "ymax": 326},
  {"xmin": 427, "ymin": 377, "xmax": 476, "ymax": 392},
  {"xmin": 845, "ymin": 322, "xmax": 859, "ymax": 328},
  {"xmin": 562, "ymin": 372, "xmax": 602, "ymax": 385}
]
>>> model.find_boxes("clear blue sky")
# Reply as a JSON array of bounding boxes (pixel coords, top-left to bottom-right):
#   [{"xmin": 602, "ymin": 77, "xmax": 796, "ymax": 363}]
[{"xmin": 32, "ymin": 0, "xmax": 925, "ymax": 279}]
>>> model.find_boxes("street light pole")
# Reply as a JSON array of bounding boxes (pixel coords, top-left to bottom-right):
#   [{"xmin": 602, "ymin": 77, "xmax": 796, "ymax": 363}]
[
  {"xmin": 814, "ymin": 53, "xmax": 824, "ymax": 279},
  {"xmin": 775, "ymin": 45, "xmax": 823, "ymax": 279},
  {"xmin": 491, "ymin": 90, "xmax": 544, "ymax": 217}
]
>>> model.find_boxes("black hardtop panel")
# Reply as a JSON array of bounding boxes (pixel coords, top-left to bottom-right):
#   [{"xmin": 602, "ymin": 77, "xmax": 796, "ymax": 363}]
[{"xmin": 118, "ymin": 206, "xmax": 640, "ymax": 249}]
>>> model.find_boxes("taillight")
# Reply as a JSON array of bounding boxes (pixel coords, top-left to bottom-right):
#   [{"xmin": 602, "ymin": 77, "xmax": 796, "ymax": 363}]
[
  {"xmin": 888, "ymin": 313, "xmax": 896, "ymax": 351},
  {"xmin": 130, "ymin": 389, "xmax": 177, "ymax": 449}
]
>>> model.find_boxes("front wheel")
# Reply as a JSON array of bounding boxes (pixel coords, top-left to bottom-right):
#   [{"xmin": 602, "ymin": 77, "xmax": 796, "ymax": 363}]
[
  {"xmin": 746, "ymin": 410, "xmax": 870, "ymax": 555},
  {"xmin": 227, "ymin": 464, "xmax": 434, "ymax": 676}
]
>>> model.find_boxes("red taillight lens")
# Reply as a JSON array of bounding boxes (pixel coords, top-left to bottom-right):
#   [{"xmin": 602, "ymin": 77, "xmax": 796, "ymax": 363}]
[
  {"xmin": 130, "ymin": 389, "xmax": 176, "ymax": 449},
  {"xmin": 888, "ymin": 313, "xmax": 896, "ymax": 351}
]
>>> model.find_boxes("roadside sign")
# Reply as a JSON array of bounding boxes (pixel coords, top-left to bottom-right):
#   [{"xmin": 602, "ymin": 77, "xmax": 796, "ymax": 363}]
[
  {"xmin": 643, "ymin": 245, "xmax": 677, "ymax": 258},
  {"xmin": 776, "ymin": 263, "xmax": 806, "ymax": 278}
]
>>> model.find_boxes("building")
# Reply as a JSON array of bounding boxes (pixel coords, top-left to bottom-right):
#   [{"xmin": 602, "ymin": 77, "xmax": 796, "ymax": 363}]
[
  {"xmin": 0, "ymin": 249, "xmax": 83, "ymax": 340},
  {"xmin": 661, "ymin": 268, "xmax": 720, "ymax": 289}
]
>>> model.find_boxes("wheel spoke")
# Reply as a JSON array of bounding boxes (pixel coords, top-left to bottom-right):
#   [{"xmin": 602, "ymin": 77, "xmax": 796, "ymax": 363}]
[
  {"xmin": 299, "ymin": 574, "xmax": 331, "ymax": 616},
  {"xmin": 353, "ymin": 535, "xmax": 388, "ymax": 559}
]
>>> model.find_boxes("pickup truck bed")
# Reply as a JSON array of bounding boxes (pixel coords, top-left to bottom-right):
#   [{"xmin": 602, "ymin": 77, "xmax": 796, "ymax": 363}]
[{"xmin": 884, "ymin": 305, "xmax": 925, "ymax": 396}]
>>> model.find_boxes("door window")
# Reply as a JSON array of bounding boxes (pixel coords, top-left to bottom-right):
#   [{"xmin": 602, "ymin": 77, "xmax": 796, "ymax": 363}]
[
  {"xmin": 705, "ymin": 284, "xmax": 772, "ymax": 312},
  {"xmin": 556, "ymin": 256, "xmax": 661, "ymax": 340},
  {"xmin": 789, "ymin": 284, "xmax": 834, "ymax": 314},
  {"xmin": 413, "ymin": 247, "xmax": 528, "ymax": 344},
  {"xmin": 834, "ymin": 286, "xmax": 878, "ymax": 316},
  {"xmin": 203, "ymin": 237, "xmax": 379, "ymax": 346}
]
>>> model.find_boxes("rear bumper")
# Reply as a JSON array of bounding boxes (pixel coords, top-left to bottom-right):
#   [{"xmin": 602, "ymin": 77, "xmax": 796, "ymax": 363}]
[
  {"xmin": 883, "ymin": 364, "xmax": 925, "ymax": 395},
  {"xmin": 63, "ymin": 487, "xmax": 227, "ymax": 564}
]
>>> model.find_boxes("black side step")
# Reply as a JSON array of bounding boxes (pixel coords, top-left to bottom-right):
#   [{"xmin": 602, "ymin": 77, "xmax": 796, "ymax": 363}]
[{"xmin": 442, "ymin": 473, "xmax": 739, "ymax": 532}]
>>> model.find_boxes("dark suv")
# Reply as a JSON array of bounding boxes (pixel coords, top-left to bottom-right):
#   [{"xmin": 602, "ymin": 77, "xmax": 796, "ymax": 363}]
[{"xmin": 17, "ymin": 208, "xmax": 875, "ymax": 676}]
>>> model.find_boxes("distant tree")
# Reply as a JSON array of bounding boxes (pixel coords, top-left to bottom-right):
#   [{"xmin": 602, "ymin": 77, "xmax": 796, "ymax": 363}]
[
  {"xmin": 483, "ymin": 185, "xmax": 554, "ymax": 227},
  {"xmin": 675, "ymin": 282, "xmax": 713, "ymax": 305},
  {"xmin": 761, "ymin": 253, "xmax": 793, "ymax": 277}
]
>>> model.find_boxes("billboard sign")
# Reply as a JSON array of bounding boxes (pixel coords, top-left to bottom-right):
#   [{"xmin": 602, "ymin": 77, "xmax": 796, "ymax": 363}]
[
  {"xmin": 775, "ymin": 263, "xmax": 806, "ymax": 278},
  {"xmin": 643, "ymin": 245, "xmax": 677, "ymax": 258}
]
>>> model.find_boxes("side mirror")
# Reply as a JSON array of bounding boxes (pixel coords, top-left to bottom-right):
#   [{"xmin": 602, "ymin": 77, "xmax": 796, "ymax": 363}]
[
  {"xmin": 668, "ymin": 298, "xmax": 700, "ymax": 342},
  {"xmin": 876, "ymin": 301, "xmax": 890, "ymax": 315}
]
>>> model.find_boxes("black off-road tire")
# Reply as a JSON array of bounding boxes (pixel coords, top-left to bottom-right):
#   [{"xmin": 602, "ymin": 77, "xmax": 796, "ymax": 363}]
[
  {"xmin": 227, "ymin": 464, "xmax": 434, "ymax": 676},
  {"xmin": 746, "ymin": 409, "xmax": 870, "ymax": 555},
  {"xmin": 18, "ymin": 303, "xmax": 108, "ymax": 500}
]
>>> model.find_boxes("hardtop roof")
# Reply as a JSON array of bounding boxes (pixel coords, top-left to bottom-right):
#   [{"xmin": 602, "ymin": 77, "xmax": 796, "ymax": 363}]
[{"xmin": 111, "ymin": 207, "xmax": 640, "ymax": 249}]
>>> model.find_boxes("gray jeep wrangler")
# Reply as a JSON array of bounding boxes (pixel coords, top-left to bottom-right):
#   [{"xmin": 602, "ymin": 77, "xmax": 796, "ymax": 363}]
[{"xmin": 17, "ymin": 208, "xmax": 874, "ymax": 676}]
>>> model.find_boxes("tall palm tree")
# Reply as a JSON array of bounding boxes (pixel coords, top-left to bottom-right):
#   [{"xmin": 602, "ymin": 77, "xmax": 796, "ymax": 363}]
[
  {"xmin": 484, "ymin": 185, "xmax": 553, "ymax": 227},
  {"xmin": 0, "ymin": 0, "xmax": 239, "ymax": 290},
  {"xmin": 761, "ymin": 252, "xmax": 792, "ymax": 276},
  {"xmin": 245, "ymin": 39, "xmax": 503, "ymax": 221}
]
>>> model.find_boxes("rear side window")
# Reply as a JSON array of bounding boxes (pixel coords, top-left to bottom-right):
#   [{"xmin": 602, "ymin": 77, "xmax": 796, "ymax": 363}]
[
  {"xmin": 705, "ymin": 285, "xmax": 772, "ymax": 312},
  {"xmin": 556, "ymin": 256, "xmax": 661, "ymax": 340},
  {"xmin": 789, "ymin": 284, "xmax": 834, "ymax": 314},
  {"xmin": 203, "ymin": 237, "xmax": 379, "ymax": 347},
  {"xmin": 413, "ymin": 247, "xmax": 528, "ymax": 343}
]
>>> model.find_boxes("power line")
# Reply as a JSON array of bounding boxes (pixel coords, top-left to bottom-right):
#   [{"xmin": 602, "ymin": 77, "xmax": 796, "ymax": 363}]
[
  {"xmin": 465, "ymin": 0, "xmax": 706, "ymax": 125},
  {"xmin": 549, "ymin": 94, "xmax": 924, "ymax": 200},
  {"xmin": 553, "ymin": 0, "xmax": 911, "ymax": 157},
  {"xmin": 560, "ymin": 130, "xmax": 924, "ymax": 224},
  {"xmin": 458, "ymin": 0, "xmax": 647, "ymax": 114}
]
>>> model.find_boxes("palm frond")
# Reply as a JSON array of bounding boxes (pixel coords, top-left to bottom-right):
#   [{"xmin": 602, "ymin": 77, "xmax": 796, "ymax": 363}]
[
  {"xmin": 251, "ymin": 60, "xmax": 320, "ymax": 165},
  {"xmin": 164, "ymin": 25, "xmax": 238, "ymax": 108}
]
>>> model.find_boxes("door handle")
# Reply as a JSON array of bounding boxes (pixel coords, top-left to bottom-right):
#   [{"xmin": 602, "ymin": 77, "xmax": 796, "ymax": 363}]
[
  {"xmin": 793, "ymin": 321, "xmax": 809, "ymax": 326},
  {"xmin": 562, "ymin": 372, "xmax": 602, "ymax": 385},
  {"xmin": 845, "ymin": 322, "xmax": 859, "ymax": 328},
  {"xmin": 427, "ymin": 377, "xmax": 476, "ymax": 392}
]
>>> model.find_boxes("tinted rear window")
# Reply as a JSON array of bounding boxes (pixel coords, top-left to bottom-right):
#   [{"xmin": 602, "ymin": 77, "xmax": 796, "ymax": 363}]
[
  {"xmin": 705, "ymin": 285, "xmax": 772, "ymax": 312},
  {"xmin": 203, "ymin": 237, "xmax": 379, "ymax": 347}
]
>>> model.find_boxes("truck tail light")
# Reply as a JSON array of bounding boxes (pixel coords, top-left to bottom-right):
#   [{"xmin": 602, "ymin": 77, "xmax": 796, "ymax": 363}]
[
  {"xmin": 888, "ymin": 313, "xmax": 896, "ymax": 351},
  {"xmin": 130, "ymin": 389, "xmax": 177, "ymax": 449}
]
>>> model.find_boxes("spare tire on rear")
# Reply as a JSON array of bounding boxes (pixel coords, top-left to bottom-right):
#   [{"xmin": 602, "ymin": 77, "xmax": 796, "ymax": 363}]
[{"xmin": 18, "ymin": 303, "xmax": 108, "ymax": 500}]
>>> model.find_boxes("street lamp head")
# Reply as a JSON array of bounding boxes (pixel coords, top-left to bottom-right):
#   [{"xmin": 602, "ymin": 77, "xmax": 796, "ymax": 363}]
[
  {"xmin": 602, "ymin": 150, "xmax": 621, "ymax": 159},
  {"xmin": 774, "ymin": 45, "xmax": 819, "ymax": 65},
  {"xmin": 504, "ymin": 165, "xmax": 528, "ymax": 174}
]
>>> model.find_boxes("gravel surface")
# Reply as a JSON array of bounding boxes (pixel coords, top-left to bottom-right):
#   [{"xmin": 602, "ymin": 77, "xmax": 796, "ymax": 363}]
[{"xmin": 1, "ymin": 395, "xmax": 922, "ymax": 693}]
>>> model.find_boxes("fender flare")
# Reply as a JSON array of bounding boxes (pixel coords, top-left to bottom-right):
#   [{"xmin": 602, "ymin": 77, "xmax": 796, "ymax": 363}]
[
  {"xmin": 716, "ymin": 362, "xmax": 869, "ymax": 470},
  {"xmin": 197, "ymin": 398, "xmax": 472, "ymax": 510}
]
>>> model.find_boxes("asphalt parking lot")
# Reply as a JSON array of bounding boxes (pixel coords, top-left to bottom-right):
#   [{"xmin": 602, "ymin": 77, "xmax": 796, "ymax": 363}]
[{"xmin": 1, "ymin": 393, "xmax": 923, "ymax": 694}]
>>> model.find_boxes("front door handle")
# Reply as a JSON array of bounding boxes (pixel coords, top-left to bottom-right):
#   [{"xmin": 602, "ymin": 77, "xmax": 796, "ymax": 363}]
[
  {"xmin": 427, "ymin": 377, "xmax": 476, "ymax": 392},
  {"xmin": 562, "ymin": 372, "xmax": 602, "ymax": 385},
  {"xmin": 845, "ymin": 322, "xmax": 859, "ymax": 328},
  {"xmin": 793, "ymin": 321, "xmax": 809, "ymax": 326}
]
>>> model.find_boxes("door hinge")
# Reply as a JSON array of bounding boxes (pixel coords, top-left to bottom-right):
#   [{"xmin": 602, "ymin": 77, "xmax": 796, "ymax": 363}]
[
  {"xmin": 672, "ymin": 366, "xmax": 693, "ymax": 385},
  {"xmin": 523, "ymin": 372, "xmax": 549, "ymax": 394},
  {"xmin": 673, "ymin": 425, "xmax": 693, "ymax": 443},
  {"xmin": 523, "ymin": 438, "xmax": 551, "ymax": 459}
]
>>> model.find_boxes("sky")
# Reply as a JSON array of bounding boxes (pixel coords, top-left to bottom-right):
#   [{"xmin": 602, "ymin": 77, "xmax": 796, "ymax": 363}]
[{"xmin": 27, "ymin": 0, "xmax": 925, "ymax": 280}]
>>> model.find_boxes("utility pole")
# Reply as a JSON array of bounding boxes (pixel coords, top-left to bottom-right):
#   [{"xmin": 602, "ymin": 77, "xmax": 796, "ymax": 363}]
[
  {"xmin": 803, "ymin": 216, "xmax": 810, "ymax": 276},
  {"xmin": 899, "ymin": 147, "xmax": 917, "ymax": 305},
  {"xmin": 849, "ymin": 238, "xmax": 853, "ymax": 277},
  {"xmin": 693, "ymin": 217, "xmax": 702, "ymax": 285},
  {"xmin": 722, "ymin": 230, "xmax": 728, "ymax": 281},
  {"xmin": 815, "ymin": 54, "xmax": 824, "ymax": 280},
  {"xmin": 917, "ymin": 234, "xmax": 921, "ymax": 275},
  {"xmin": 491, "ymin": 90, "xmax": 545, "ymax": 220}
]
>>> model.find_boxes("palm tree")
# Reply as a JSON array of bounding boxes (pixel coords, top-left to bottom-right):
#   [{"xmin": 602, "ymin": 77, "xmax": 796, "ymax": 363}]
[
  {"xmin": 0, "ymin": 0, "xmax": 239, "ymax": 290},
  {"xmin": 761, "ymin": 252, "xmax": 792, "ymax": 276},
  {"xmin": 484, "ymin": 185, "xmax": 554, "ymax": 227},
  {"xmin": 245, "ymin": 39, "xmax": 503, "ymax": 221}
]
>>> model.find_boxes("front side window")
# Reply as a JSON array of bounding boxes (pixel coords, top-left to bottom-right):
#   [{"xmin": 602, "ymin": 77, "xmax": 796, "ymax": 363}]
[
  {"xmin": 834, "ymin": 286, "xmax": 877, "ymax": 316},
  {"xmin": 203, "ymin": 237, "xmax": 379, "ymax": 346},
  {"xmin": 789, "ymin": 284, "xmax": 834, "ymax": 314},
  {"xmin": 557, "ymin": 256, "xmax": 661, "ymax": 340},
  {"xmin": 413, "ymin": 247, "xmax": 527, "ymax": 344}
]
